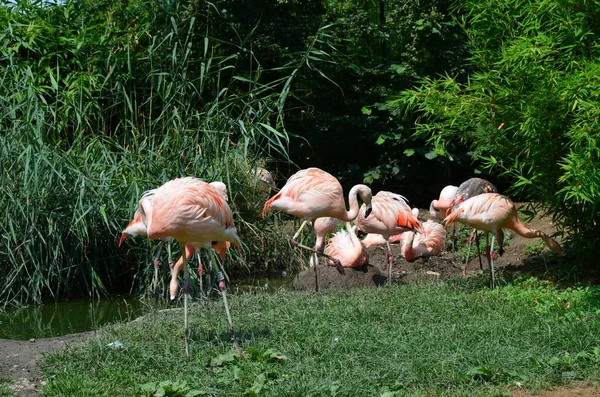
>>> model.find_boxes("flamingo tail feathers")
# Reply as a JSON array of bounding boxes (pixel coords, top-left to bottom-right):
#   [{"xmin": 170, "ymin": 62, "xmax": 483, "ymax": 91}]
[
  {"xmin": 443, "ymin": 208, "xmax": 464, "ymax": 227},
  {"xmin": 262, "ymin": 191, "xmax": 282, "ymax": 217}
]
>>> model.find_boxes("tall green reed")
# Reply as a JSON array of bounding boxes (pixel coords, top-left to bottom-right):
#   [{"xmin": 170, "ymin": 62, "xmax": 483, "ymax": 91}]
[{"xmin": 0, "ymin": 0, "xmax": 326, "ymax": 307}]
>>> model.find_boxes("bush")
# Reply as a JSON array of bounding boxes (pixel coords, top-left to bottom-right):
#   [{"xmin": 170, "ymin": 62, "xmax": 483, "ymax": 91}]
[
  {"xmin": 389, "ymin": 0, "xmax": 600, "ymax": 263},
  {"xmin": 0, "ymin": 0, "xmax": 316, "ymax": 306}
]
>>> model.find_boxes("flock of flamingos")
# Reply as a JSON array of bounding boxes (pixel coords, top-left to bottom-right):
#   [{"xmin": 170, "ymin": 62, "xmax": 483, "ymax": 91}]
[{"xmin": 119, "ymin": 167, "xmax": 565, "ymax": 355}]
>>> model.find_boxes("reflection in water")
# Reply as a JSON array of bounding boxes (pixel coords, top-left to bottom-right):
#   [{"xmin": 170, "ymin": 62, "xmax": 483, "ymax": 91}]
[
  {"xmin": 0, "ymin": 276, "xmax": 293, "ymax": 340},
  {"xmin": 0, "ymin": 297, "xmax": 165, "ymax": 340}
]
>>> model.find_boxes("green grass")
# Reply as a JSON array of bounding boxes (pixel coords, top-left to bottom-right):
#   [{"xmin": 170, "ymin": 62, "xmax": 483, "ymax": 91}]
[{"xmin": 39, "ymin": 278, "xmax": 600, "ymax": 396}]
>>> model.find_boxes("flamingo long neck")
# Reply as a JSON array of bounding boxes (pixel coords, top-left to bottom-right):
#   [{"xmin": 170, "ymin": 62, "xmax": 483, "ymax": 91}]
[
  {"xmin": 341, "ymin": 184, "xmax": 369, "ymax": 222},
  {"xmin": 402, "ymin": 232, "xmax": 416, "ymax": 260},
  {"xmin": 508, "ymin": 218, "xmax": 545, "ymax": 239},
  {"xmin": 508, "ymin": 217, "xmax": 563, "ymax": 254}
]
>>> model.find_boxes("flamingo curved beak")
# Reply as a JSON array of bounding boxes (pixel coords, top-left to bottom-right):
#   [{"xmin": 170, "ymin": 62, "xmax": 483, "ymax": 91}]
[
  {"xmin": 364, "ymin": 203, "xmax": 373, "ymax": 217},
  {"xmin": 118, "ymin": 233, "xmax": 127, "ymax": 247}
]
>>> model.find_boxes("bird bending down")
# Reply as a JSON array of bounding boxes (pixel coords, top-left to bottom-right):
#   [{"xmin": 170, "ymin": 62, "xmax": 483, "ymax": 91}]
[
  {"xmin": 444, "ymin": 193, "xmax": 565, "ymax": 289},
  {"xmin": 261, "ymin": 167, "xmax": 373, "ymax": 291},
  {"xmin": 324, "ymin": 223, "xmax": 368, "ymax": 268},
  {"xmin": 119, "ymin": 181, "xmax": 230, "ymax": 300},
  {"xmin": 167, "ymin": 181, "xmax": 230, "ymax": 301},
  {"xmin": 355, "ymin": 191, "xmax": 424, "ymax": 285},
  {"xmin": 136, "ymin": 177, "xmax": 242, "ymax": 356},
  {"xmin": 401, "ymin": 219, "xmax": 446, "ymax": 261},
  {"xmin": 429, "ymin": 185, "xmax": 458, "ymax": 221}
]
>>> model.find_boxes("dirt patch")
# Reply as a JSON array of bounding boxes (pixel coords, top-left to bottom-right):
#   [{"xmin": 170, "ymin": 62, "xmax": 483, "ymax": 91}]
[
  {"xmin": 0, "ymin": 332, "xmax": 94, "ymax": 396},
  {"xmin": 511, "ymin": 382, "xmax": 600, "ymax": 396},
  {"xmin": 292, "ymin": 205, "xmax": 569, "ymax": 291}
]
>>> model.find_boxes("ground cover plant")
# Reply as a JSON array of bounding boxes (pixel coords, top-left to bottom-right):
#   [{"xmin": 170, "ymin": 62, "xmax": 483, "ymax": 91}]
[{"xmin": 39, "ymin": 278, "xmax": 600, "ymax": 396}]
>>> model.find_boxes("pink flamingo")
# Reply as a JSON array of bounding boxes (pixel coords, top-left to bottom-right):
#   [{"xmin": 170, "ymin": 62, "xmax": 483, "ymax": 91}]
[
  {"xmin": 401, "ymin": 220, "xmax": 447, "ymax": 261},
  {"xmin": 355, "ymin": 191, "xmax": 424, "ymax": 285},
  {"xmin": 261, "ymin": 167, "xmax": 373, "ymax": 291},
  {"xmin": 429, "ymin": 185, "xmax": 458, "ymax": 221},
  {"xmin": 324, "ymin": 223, "xmax": 368, "ymax": 268},
  {"xmin": 120, "ymin": 182, "xmax": 229, "ymax": 299},
  {"xmin": 314, "ymin": 217, "xmax": 340, "ymax": 253},
  {"xmin": 129, "ymin": 177, "xmax": 242, "ymax": 356},
  {"xmin": 448, "ymin": 178, "xmax": 499, "ymax": 274},
  {"xmin": 444, "ymin": 193, "xmax": 565, "ymax": 289}
]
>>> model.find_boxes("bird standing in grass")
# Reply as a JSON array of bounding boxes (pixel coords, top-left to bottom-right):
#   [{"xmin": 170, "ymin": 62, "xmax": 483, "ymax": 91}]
[
  {"xmin": 261, "ymin": 167, "xmax": 373, "ymax": 291},
  {"xmin": 355, "ymin": 191, "xmax": 424, "ymax": 285},
  {"xmin": 129, "ymin": 177, "xmax": 242, "ymax": 356},
  {"xmin": 444, "ymin": 193, "xmax": 565, "ymax": 289}
]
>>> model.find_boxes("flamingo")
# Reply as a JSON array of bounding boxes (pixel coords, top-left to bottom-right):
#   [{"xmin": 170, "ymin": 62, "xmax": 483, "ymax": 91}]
[
  {"xmin": 314, "ymin": 217, "xmax": 340, "ymax": 253},
  {"xmin": 168, "ymin": 181, "xmax": 230, "ymax": 300},
  {"xmin": 448, "ymin": 178, "xmax": 499, "ymax": 275},
  {"xmin": 254, "ymin": 167, "xmax": 277, "ymax": 192},
  {"xmin": 119, "ymin": 188, "xmax": 175, "ymax": 294},
  {"xmin": 361, "ymin": 208, "xmax": 422, "ymax": 249},
  {"xmin": 355, "ymin": 191, "xmax": 424, "ymax": 285},
  {"xmin": 133, "ymin": 177, "xmax": 242, "ymax": 356},
  {"xmin": 120, "ymin": 181, "xmax": 230, "ymax": 299},
  {"xmin": 401, "ymin": 220, "xmax": 447, "ymax": 261},
  {"xmin": 324, "ymin": 223, "xmax": 368, "ymax": 268},
  {"xmin": 444, "ymin": 193, "xmax": 565, "ymax": 289},
  {"xmin": 261, "ymin": 167, "xmax": 373, "ymax": 292},
  {"xmin": 429, "ymin": 185, "xmax": 458, "ymax": 221}
]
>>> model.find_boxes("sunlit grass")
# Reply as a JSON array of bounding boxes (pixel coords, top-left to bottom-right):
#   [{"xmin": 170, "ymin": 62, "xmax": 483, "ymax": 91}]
[{"xmin": 40, "ymin": 279, "xmax": 600, "ymax": 396}]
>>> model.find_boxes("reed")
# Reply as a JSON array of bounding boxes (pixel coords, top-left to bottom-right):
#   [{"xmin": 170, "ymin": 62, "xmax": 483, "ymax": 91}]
[{"xmin": 0, "ymin": 0, "xmax": 321, "ymax": 306}]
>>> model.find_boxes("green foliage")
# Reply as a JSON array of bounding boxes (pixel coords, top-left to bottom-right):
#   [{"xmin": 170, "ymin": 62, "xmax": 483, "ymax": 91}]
[
  {"xmin": 487, "ymin": 277, "xmax": 600, "ymax": 320},
  {"xmin": 524, "ymin": 240, "xmax": 546, "ymax": 257},
  {"xmin": 39, "ymin": 282, "xmax": 600, "ymax": 396},
  {"xmin": 391, "ymin": 0, "xmax": 600, "ymax": 260},
  {"xmin": 0, "ymin": 377, "xmax": 16, "ymax": 397},
  {"xmin": 139, "ymin": 380, "xmax": 205, "ymax": 397},
  {"xmin": 0, "ymin": 0, "xmax": 323, "ymax": 306}
]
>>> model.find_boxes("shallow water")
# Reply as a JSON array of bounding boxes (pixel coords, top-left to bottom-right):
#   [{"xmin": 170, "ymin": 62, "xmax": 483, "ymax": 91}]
[
  {"xmin": 0, "ymin": 296, "xmax": 167, "ymax": 340},
  {"xmin": 0, "ymin": 276, "xmax": 293, "ymax": 340}
]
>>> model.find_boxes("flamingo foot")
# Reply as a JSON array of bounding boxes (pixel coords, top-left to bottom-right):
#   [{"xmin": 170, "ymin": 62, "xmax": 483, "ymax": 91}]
[{"xmin": 169, "ymin": 262, "xmax": 175, "ymax": 270}]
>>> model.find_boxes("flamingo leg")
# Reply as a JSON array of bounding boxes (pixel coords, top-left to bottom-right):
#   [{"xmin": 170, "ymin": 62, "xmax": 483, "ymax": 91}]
[
  {"xmin": 385, "ymin": 240, "xmax": 393, "ymax": 285},
  {"xmin": 182, "ymin": 245, "xmax": 190, "ymax": 357},
  {"xmin": 152, "ymin": 242, "xmax": 164, "ymax": 294},
  {"xmin": 475, "ymin": 231, "xmax": 484, "ymax": 271},
  {"xmin": 463, "ymin": 230, "xmax": 475, "ymax": 276},
  {"xmin": 196, "ymin": 252, "xmax": 204, "ymax": 297},
  {"xmin": 489, "ymin": 235, "xmax": 496, "ymax": 290},
  {"xmin": 290, "ymin": 220, "xmax": 343, "ymax": 269},
  {"xmin": 216, "ymin": 271, "xmax": 243, "ymax": 354},
  {"xmin": 167, "ymin": 240, "xmax": 174, "ymax": 273},
  {"xmin": 310, "ymin": 252, "xmax": 320, "ymax": 293}
]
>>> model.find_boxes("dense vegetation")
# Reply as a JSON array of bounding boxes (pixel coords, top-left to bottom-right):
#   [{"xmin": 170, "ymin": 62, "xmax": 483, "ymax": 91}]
[{"xmin": 0, "ymin": 0, "xmax": 598, "ymax": 306}]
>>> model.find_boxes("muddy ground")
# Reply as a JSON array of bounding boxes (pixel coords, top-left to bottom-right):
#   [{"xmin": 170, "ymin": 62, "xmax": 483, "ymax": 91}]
[
  {"xmin": 293, "ymin": 206, "xmax": 576, "ymax": 291},
  {"xmin": 2, "ymin": 205, "xmax": 598, "ymax": 396}
]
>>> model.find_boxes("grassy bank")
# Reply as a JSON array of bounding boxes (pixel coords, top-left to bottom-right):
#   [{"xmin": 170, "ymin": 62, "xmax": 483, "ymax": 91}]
[{"xmin": 39, "ymin": 278, "xmax": 600, "ymax": 396}]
